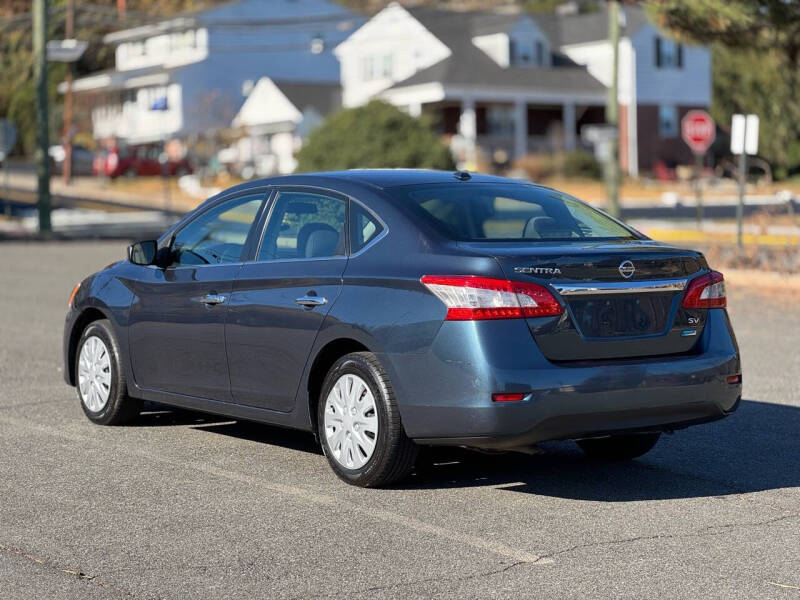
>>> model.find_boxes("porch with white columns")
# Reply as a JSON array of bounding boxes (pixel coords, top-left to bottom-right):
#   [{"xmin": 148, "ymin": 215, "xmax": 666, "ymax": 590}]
[
  {"xmin": 513, "ymin": 99, "xmax": 528, "ymax": 159},
  {"xmin": 563, "ymin": 102, "xmax": 576, "ymax": 151},
  {"xmin": 457, "ymin": 97, "xmax": 477, "ymax": 169}
]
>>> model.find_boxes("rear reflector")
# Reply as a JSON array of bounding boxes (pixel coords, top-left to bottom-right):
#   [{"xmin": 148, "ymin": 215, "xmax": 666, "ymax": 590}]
[
  {"xmin": 421, "ymin": 275, "xmax": 562, "ymax": 320},
  {"xmin": 492, "ymin": 393, "xmax": 526, "ymax": 403},
  {"xmin": 682, "ymin": 271, "xmax": 726, "ymax": 309},
  {"xmin": 727, "ymin": 374, "xmax": 742, "ymax": 385}
]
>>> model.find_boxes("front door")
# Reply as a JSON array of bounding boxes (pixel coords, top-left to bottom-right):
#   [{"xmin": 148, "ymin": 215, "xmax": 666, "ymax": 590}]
[
  {"xmin": 127, "ymin": 191, "xmax": 266, "ymax": 400},
  {"xmin": 226, "ymin": 188, "xmax": 348, "ymax": 412}
]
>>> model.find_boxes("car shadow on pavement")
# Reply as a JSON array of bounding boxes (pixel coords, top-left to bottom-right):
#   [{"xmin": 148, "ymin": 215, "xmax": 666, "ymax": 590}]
[
  {"xmin": 132, "ymin": 406, "xmax": 230, "ymax": 428},
  {"xmin": 130, "ymin": 403, "xmax": 322, "ymax": 454},
  {"xmin": 192, "ymin": 420, "xmax": 323, "ymax": 455},
  {"xmin": 401, "ymin": 399, "xmax": 800, "ymax": 501}
]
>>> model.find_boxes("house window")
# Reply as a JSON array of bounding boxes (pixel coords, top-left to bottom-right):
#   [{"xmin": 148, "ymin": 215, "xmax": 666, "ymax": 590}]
[
  {"xmin": 510, "ymin": 38, "xmax": 547, "ymax": 67},
  {"xmin": 487, "ymin": 105, "xmax": 515, "ymax": 136},
  {"xmin": 655, "ymin": 36, "xmax": 683, "ymax": 69},
  {"xmin": 510, "ymin": 39, "xmax": 532, "ymax": 65},
  {"xmin": 361, "ymin": 53, "xmax": 393, "ymax": 81},
  {"xmin": 658, "ymin": 105, "xmax": 678, "ymax": 138}
]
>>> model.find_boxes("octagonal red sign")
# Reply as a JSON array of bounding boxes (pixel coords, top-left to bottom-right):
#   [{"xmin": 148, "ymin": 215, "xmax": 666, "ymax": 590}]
[{"xmin": 681, "ymin": 110, "xmax": 716, "ymax": 154}]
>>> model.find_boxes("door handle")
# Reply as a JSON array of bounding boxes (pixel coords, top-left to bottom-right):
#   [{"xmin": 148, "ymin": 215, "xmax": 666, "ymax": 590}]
[
  {"xmin": 202, "ymin": 293, "xmax": 226, "ymax": 306},
  {"xmin": 295, "ymin": 295, "xmax": 327, "ymax": 307}
]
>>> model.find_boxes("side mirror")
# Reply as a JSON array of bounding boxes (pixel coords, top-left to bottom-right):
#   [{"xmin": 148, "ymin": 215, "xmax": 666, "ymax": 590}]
[{"xmin": 128, "ymin": 240, "xmax": 158, "ymax": 266}]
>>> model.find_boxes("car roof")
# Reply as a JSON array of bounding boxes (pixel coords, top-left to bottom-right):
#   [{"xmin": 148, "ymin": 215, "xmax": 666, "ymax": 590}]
[{"xmin": 241, "ymin": 169, "xmax": 526, "ymax": 190}]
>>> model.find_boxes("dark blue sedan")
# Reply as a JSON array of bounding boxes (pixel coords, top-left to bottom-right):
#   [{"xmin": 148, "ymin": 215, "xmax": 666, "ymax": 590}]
[{"xmin": 64, "ymin": 170, "xmax": 741, "ymax": 487}]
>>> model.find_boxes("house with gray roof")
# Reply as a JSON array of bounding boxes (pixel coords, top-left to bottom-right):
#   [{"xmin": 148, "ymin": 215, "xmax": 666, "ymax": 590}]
[
  {"xmin": 230, "ymin": 78, "xmax": 341, "ymax": 175},
  {"xmin": 64, "ymin": 0, "xmax": 361, "ymax": 147},
  {"xmin": 334, "ymin": 2, "xmax": 711, "ymax": 174}
]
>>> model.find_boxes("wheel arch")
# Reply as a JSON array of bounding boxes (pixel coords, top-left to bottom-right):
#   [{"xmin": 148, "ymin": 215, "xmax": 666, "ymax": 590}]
[
  {"xmin": 66, "ymin": 307, "xmax": 110, "ymax": 386},
  {"xmin": 306, "ymin": 338, "xmax": 370, "ymax": 438}
]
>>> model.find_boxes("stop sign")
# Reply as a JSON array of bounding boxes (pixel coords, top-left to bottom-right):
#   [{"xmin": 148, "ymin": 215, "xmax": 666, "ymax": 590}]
[{"xmin": 681, "ymin": 110, "xmax": 715, "ymax": 154}]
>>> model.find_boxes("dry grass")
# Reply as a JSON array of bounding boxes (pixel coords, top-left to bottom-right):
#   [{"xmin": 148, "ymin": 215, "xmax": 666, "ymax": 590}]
[{"xmin": 536, "ymin": 177, "xmax": 800, "ymax": 205}]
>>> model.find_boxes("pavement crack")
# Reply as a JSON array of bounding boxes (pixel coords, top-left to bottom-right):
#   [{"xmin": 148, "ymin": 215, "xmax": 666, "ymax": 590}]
[
  {"xmin": 305, "ymin": 559, "xmax": 540, "ymax": 598},
  {"xmin": 539, "ymin": 513, "xmax": 800, "ymax": 560},
  {"xmin": 0, "ymin": 541, "xmax": 144, "ymax": 599}
]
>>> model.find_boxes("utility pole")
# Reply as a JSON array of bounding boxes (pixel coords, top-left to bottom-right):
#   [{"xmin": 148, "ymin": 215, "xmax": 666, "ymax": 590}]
[
  {"xmin": 694, "ymin": 153, "xmax": 704, "ymax": 229},
  {"xmin": 62, "ymin": 0, "xmax": 74, "ymax": 185},
  {"xmin": 605, "ymin": 0, "xmax": 621, "ymax": 218},
  {"xmin": 33, "ymin": 0, "xmax": 52, "ymax": 234}
]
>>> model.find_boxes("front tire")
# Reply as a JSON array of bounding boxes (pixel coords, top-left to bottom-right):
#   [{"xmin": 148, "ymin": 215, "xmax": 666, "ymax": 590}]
[
  {"xmin": 577, "ymin": 432, "xmax": 661, "ymax": 461},
  {"xmin": 76, "ymin": 320, "xmax": 141, "ymax": 425},
  {"xmin": 317, "ymin": 352, "xmax": 418, "ymax": 487}
]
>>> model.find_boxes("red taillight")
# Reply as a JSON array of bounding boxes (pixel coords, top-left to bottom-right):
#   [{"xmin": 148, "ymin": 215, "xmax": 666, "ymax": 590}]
[
  {"xmin": 420, "ymin": 275, "xmax": 562, "ymax": 321},
  {"xmin": 726, "ymin": 374, "xmax": 742, "ymax": 385},
  {"xmin": 492, "ymin": 392, "xmax": 526, "ymax": 403},
  {"xmin": 682, "ymin": 271, "xmax": 726, "ymax": 309}
]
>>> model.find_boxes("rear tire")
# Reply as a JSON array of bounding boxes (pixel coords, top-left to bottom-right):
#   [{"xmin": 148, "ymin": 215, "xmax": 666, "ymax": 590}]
[
  {"xmin": 317, "ymin": 352, "xmax": 418, "ymax": 487},
  {"xmin": 577, "ymin": 432, "xmax": 661, "ymax": 461},
  {"xmin": 76, "ymin": 320, "xmax": 141, "ymax": 425}
]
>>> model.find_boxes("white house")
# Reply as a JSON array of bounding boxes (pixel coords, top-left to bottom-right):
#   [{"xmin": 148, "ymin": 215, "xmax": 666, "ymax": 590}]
[
  {"xmin": 558, "ymin": 5, "xmax": 712, "ymax": 175},
  {"xmin": 231, "ymin": 78, "xmax": 340, "ymax": 175},
  {"xmin": 334, "ymin": 3, "xmax": 712, "ymax": 174},
  {"xmin": 63, "ymin": 0, "xmax": 361, "ymax": 146}
]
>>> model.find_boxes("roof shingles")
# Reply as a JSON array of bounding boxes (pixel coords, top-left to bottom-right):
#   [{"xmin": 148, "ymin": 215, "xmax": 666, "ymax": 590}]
[{"xmin": 386, "ymin": 7, "xmax": 604, "ymax": 95}]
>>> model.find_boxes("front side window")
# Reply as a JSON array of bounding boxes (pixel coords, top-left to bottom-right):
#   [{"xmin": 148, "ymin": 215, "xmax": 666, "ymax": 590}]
[
  {"xmin": 387, "ymin": 183, "xmax": 637, "ymax": 242},
  {"xmin": 258, "ymin": 191, "xmax": 346, "ymax": 261},
  {"xmin": 168, "ymin": 194, "xmax": 264, "ymax": 267}
]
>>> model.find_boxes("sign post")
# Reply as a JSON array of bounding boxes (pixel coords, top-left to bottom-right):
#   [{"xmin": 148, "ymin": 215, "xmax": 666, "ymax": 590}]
[
  {"xmin": 681, "ymin": 110, "xmax": 716, "ymax": 229},
  {"xmin": 730, "ymin": 113, "xmax": 759, "ymax": 247}
]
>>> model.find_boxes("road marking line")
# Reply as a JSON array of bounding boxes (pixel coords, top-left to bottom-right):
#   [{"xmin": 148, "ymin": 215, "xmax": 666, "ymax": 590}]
[
  {"xmin": 767, "ymin": 581, "xmax": 800, "ymax": 590},
  {"xmin": 0, "ymin": 414, "xmax": 546, "ymax": 565}
]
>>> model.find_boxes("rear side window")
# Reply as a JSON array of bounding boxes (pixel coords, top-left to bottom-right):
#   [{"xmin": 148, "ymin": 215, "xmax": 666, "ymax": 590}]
[
  {"xmin": 168, "ymin": 194, "xmax": 263, "ymax": 267},
  {"xmin": 388, "ymin": 183, "xmax": 636, "ymax": 242},
  {"xmin": 258, "ymin": 191, "xmax": 346, "ymax": 261},
  {"xmin": 350, "ymin": 202, "xmax": 384, "ymax": 253}
]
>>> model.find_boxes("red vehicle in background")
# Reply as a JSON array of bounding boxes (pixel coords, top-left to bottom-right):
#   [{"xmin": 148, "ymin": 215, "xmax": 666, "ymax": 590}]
[{"xmin": 94, "ymin": 143, "xmax": 193, "ymax": 178}]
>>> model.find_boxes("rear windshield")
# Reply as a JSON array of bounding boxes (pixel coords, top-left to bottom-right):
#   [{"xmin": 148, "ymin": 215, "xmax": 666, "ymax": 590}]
[{"xmin": 387, "ymin": 183, "xmax": 638, "ymax": 242}]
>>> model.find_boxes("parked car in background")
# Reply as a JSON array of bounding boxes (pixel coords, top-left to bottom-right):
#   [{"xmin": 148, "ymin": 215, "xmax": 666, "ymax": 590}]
[
  {"xmin": 63, "ymin": 170, "xmax": 741, "ymax": 487},
  {"xmin": 94, "ymin": 144, "xmax": 193, "ymax": 178},
  {"xmin": 49, "ymin": 144, "xmax": 96, "ymax": 176}
]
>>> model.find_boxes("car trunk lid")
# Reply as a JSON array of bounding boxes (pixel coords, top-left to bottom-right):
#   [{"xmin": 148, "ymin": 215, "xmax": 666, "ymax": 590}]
[{"xmin": 460, "ymin": 240, "xmax": 709, "ymax": 361}]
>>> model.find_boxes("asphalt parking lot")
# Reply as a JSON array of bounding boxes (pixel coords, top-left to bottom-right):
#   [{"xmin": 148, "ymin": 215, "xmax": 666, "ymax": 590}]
[{"xmin": 1, "ymin": 241, "xmax": 798, "ymax": 599}]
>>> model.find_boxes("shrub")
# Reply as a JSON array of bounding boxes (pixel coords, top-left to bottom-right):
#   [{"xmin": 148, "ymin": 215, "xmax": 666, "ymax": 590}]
[
  {"xmin": 563, "ymin": 149, "xmax": 602, "ymax": 179},
  {"xmin": 512, "ymin": 150, "xmax": 602, "ymax": 181},
  {"xmin": 296, "ymin": 100, "xmax": 454, "ymax": 172},
  {"xmin": 511, "ymin": 153, "xmax": 560, "ymax": 181}
]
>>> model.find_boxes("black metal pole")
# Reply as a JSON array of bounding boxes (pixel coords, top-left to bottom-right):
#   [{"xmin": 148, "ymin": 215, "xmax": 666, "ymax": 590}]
[{"xmin": 33, "ymin": 0, "xmax": 52, "ymax": 234}]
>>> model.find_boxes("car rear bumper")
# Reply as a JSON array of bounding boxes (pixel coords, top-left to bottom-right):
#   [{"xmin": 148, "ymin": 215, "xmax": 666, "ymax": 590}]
[{"xmin": 387, "ymin": 309, "xmax": 741, "ymax": 449}]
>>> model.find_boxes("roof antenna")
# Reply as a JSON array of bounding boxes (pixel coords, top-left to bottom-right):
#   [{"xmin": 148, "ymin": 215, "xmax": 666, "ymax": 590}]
[{"xmin": 453, "ymin": 170, "xmax": 471, "ymax": 181}]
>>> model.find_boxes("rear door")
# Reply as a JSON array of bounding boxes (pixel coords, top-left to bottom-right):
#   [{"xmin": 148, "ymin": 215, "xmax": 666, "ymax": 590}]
[
  {"xmin": 226, "ymin": 187, "xmax": 348, "ymax": 412},
  {"xmin": 127, "ymin": 190, "xmax": 267, "ymax": 399}
]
